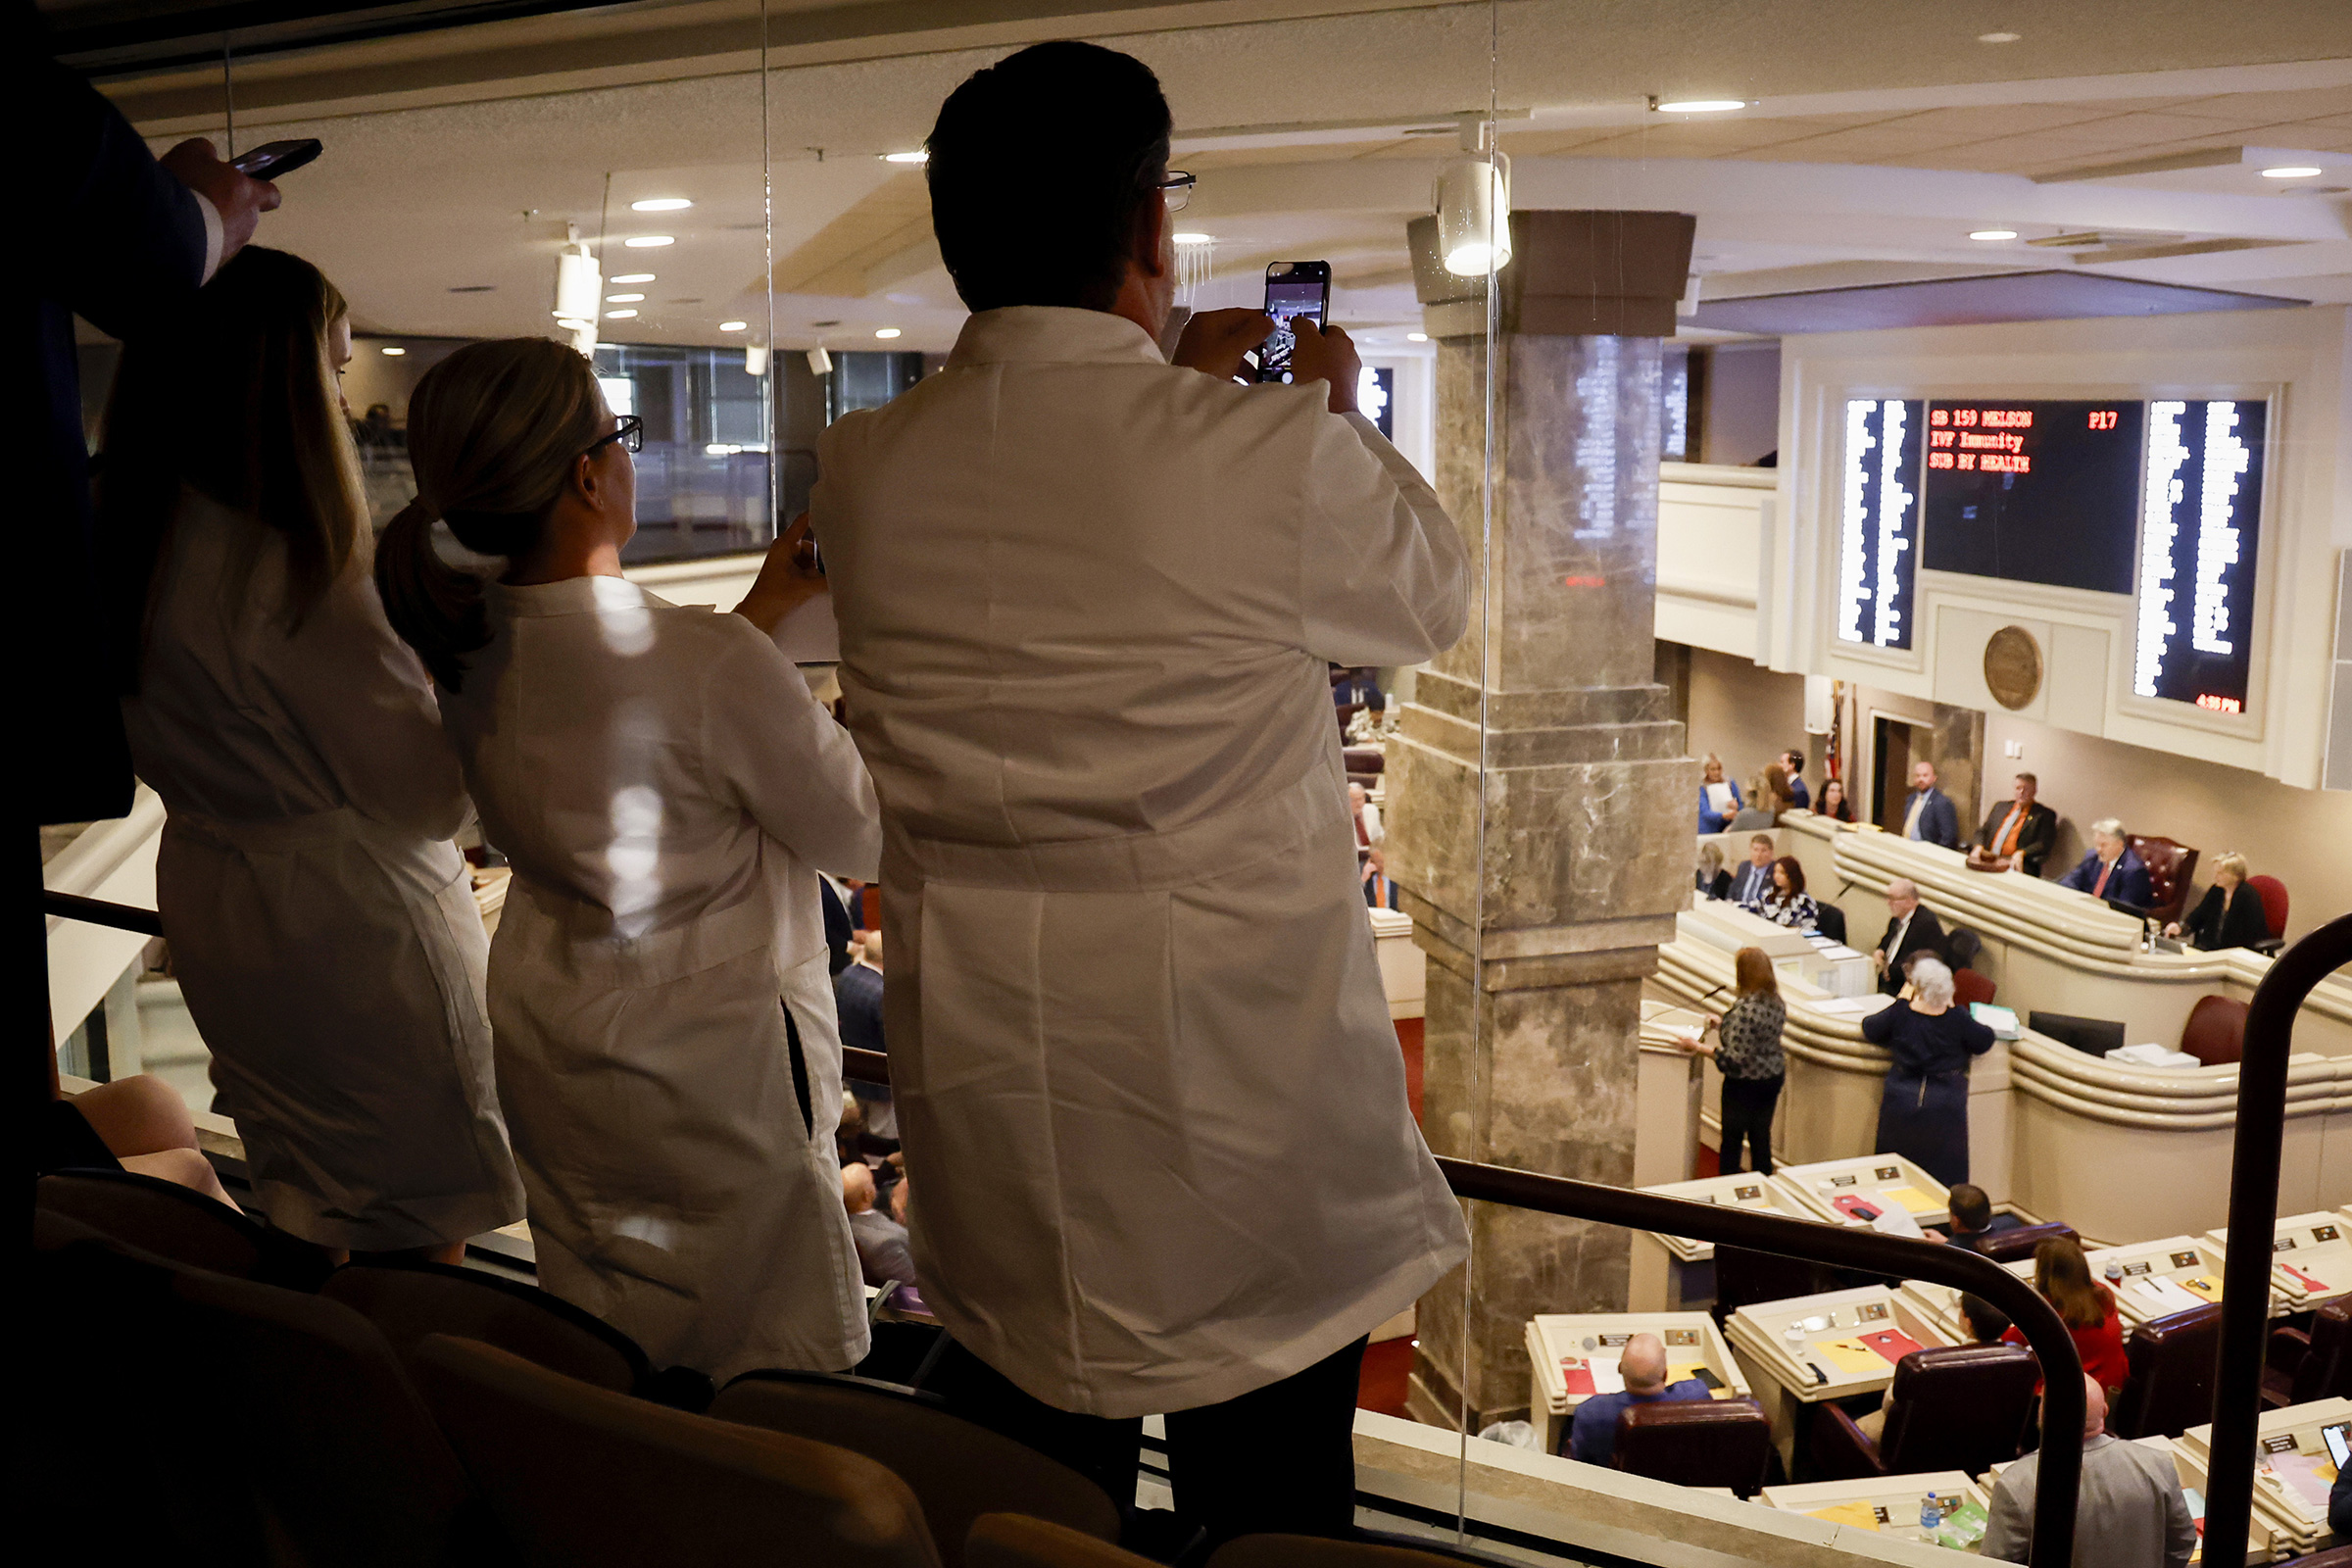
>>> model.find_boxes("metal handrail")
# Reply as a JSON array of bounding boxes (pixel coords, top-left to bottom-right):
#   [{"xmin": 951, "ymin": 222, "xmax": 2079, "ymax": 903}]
[
  {"xmin": 48, "ymin": 890, "xmax": 2098, "ymax": 1562},
  {"xmin": 2204, "ymin": 911, "xmax": 2352, "ymax": 1568}
]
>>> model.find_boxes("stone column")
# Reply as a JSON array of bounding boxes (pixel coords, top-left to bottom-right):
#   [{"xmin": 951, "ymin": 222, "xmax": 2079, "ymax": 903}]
[{"xmin": 1386, "ymin": 210, "xmax": 1702, "ymax": 1430}]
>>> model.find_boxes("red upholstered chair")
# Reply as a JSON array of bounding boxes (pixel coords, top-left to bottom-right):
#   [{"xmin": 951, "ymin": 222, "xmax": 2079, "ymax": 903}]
[
  {"xmin": 2110, "ymin": 1304, "xmax": 2223, "ymax": 1439},
  {"xmin": 2247, "ymin": 875, "xmax": 2290, "ymax": 956},
  {"xmin": 1952, "ymin": 969, "xmax": 1997, "ymax": 1008},
  {"xmin": 2128, "ymin": 835, "xmax": 2199, "ymax": 928},
  {"xmin": 1975, "ymin": 1222, "xmax": 2077, "ymax": 1266},
  {"xmin": 1811, "ymin": 1345, "xmax": 2038, "ymax": 1481},
  {"xmin": 2180, "ymin": 996, "xmax": 2250, "ymax": 1067},
  {"xmin": 1613, "ymin": 1398, "xmax": 1773, "ymax": 1496},
  {"xmin": 2264, "ymin": 1298, "xmax": 2352, "ymax": 1409}
]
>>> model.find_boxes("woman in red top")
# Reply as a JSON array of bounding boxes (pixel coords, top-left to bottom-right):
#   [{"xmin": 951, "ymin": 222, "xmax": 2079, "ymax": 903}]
[{"xmin": 2004, "ymin": 1238, "xmax": 2130, "ymax": 1397}]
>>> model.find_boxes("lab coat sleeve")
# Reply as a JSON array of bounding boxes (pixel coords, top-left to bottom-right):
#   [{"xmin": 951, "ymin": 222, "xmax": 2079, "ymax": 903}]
[
  {"xmin": 1298, "ymin": 410, "xmax": 1469, "ymax": 665},
  {"xmin": 259, "ymin": 564, "xmax": 470, "ymax": 841},
  {"xmin": 701, "ymin": 618, "xmax": 882, "ymax": 881}
]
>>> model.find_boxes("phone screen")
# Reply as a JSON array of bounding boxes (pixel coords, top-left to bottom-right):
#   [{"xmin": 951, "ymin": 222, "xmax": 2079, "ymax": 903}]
[
  {"xmin": 2325, "ymin": 1423, "xmax": 2349, "ymax": 1471},
  {"xmin": 1258, "ymin": 272, "xmax": 1329, "ymax": 384}
]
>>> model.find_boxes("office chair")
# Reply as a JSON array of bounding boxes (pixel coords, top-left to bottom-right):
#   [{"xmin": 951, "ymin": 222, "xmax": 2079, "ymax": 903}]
[
  {"xmin": 1976, "ymin": 1222, "xmax": 2077, "ymax": 1265},
  {"xmin": 2110, "ymin": 1304, "xmax": 2223, "ymax": 1438},
  {"xmin": 1811, "ymin": 1345, "xmax": 2038, "ymax": 1480},
  {"xmin": 2180, "ymin": 995, "xmax": 2249, "ymax": 1067},
  {"xmin": 2266, "ymin": 1298, "xmax": 2352, "ymax": 1409},
  {"xmin": 2128, "ymin": 835, "xmax": 2199, "ymax": 929},
  {"xmin": 1612, "ymin": 1398, "xmax": 1773, "ymax": 1496},
  {"xmin": 2247, "ymin": 875, "xmax": 2290, "ymax": 956}
]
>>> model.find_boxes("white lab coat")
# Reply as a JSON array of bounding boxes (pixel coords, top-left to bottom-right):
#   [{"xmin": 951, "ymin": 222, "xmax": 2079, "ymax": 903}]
[
  {"xmin": 121, "ymin": 493, "xmax": 523, "ymax": 1250},
  {"xmin": 815, "ymin": 306, "xmax": 1472, "ymax": 1418},
  {"xmin": 437, "ymin": 575, "xmax": 881, "ymax": 1381}
]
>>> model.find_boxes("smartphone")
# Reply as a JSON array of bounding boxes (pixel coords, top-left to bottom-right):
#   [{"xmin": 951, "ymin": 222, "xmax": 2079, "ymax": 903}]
[
  {"xmin": 1255, "ymin": 261, "xmax": 1332, "ymax": 384},
  {"xmin": 2325, "ymin": 1422, "xmax": 2349, "ymax": 1471},
  {"xmin": 229, "ymin": 139, "xmax": 322, "ymax": 180}
]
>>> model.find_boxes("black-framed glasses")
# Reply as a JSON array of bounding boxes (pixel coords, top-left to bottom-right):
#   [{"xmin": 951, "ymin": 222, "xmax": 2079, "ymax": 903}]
[
  {"xmin": 1159, "ymin": 171, "xmax": 1196, "ymax": 212},
  {"xmin": 585, "ymin": 414, "xmax": 643, "ymax": 458}
]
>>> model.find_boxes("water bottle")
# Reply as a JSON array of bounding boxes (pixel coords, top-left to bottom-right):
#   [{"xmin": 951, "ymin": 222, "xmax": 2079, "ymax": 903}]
[
  {"xmin": 2105, "ymin": 1259, "xmax": 2126, "ymax": 1290},
  {"xmin": 1920, "ymin": 1493, "xmax": 1941, "ymax": 1532}
]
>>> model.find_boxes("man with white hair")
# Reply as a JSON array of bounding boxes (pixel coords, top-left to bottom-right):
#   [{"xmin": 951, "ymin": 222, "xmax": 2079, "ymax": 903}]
[
  {"xmin": 1980, "ymin": 1373, "xmax": 2194, "ymax": 1568},
  {"xmin": 1872, "ymin": 878, "xmax": 1945, "ymax": 997},
  {"xmin": 1862, "ymin": 955, "xmax": 1996, "ymax": 1185},
  {"xmin": 2057, "ymin": 818, "xmax": 2153, "ymax": 911},
  {"xmin": 1565, "ymin": 1332, "xmax": 1711, "ymax": 1467}
]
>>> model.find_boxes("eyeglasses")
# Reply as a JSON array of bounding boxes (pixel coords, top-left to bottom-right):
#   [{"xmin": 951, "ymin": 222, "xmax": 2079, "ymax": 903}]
[
  {"xmin": 1159, "ymin": 171, "xmax": 1197, "ymax": 213},
  {"xmin": 584, "ymin": 414, "xmax": 643, "ymax": 458}
]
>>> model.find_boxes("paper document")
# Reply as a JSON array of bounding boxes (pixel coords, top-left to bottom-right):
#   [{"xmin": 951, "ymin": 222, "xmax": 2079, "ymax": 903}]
[
  {"xmin": 1805, "ymin": 1500, "xmax": 1882, "ymax": 1529},
  {"xmin": 2261, "ymin": 1452, "xmax": 2336, "ymax": 1511},
  {"xmin": 1816, "ymin": 1338, "xmax": 1889, "ymax": 1376},
  {"xmin": 2128, "ymin": 1276, "xmax": 2208, "ymax": 1315},
  {"xmin": 1970, "ymin": 1003, "xmax": 2021, "ymax": 1039}
]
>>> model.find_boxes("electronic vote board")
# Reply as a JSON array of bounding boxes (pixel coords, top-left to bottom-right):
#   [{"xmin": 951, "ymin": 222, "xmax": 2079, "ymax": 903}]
[
  {"xmin": 1777, "ymin": 1155, "xmax": 1952, "ymax": 1231},
  {"xmin": 2204, "ymin": 1211, "xmax": 2352, "ymax": 1312},
  {"xmin": 1524, "ymin": 1311, "xmax": 1748, "ymax": 1457},
  {"xmin": 2180, "ymin": 1396, "xmax": 2352, "ymax": 1558},
  {"xmin": 1756, "ymin": 1472, "xmax": 1989, "ymax": 1551}
]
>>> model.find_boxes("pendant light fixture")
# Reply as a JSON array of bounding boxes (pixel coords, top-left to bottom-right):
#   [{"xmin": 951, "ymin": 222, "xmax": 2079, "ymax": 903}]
[
  {"xmin": 553, "ymin": 223, "xmax": 601, "ymax": 357},
  {"xmin": 1434, "ymin": 117, "xmax": 1511, "ymax": 277}
]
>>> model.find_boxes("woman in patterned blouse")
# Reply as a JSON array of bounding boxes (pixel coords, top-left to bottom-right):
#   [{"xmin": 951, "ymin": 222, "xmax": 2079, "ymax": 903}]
[
  {"xmin": 1755, "ymin": 856, "xmax": 1819, "ymax": 932},
  {"xmin": 1695, "ymin": 947, "xmax": 1787, "ymax": 1175}
]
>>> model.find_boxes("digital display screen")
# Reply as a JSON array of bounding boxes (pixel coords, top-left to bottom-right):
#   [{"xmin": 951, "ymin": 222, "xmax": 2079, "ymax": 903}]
[
  {"xmin": 1259, "ymin": 274, "xmax": 1327, "ymax": 383},
  {"xmin": 1837, "ymin": 394, "xmax": 2266, "ymax": 715},
  {"xmin": 1921, "ymin": 401, "xmax": 2144, "ymax": 592}
]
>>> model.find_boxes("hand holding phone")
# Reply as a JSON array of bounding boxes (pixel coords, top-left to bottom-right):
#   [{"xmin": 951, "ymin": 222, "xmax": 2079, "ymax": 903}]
[
  {"xmin": 1287, "ymin": 318, "xmax": 1361, "ymax": 416},
  {"xmin": 1256, "ymin": 261, "xmax": 1331, "ymax": 385},
  {"xmin": 1170, "ymin": 308, "xmax": 1274, "ymax": 382},
  {"xmin": 229, "ymin": 139, "xmax": 323, "ymax": 180},
  {"xmin": 160, "ymin": 137, "xmax": 282, "ymax": 262}
]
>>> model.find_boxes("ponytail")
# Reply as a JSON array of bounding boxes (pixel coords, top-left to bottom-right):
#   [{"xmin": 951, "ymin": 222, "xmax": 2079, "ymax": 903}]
[
  {"xmin": 373, "ymin": 498, "xmax": 489, "ymax": 691},
  {"xmin": 374, "ymin": 337, "xmax": 607, "ymax": 690}
]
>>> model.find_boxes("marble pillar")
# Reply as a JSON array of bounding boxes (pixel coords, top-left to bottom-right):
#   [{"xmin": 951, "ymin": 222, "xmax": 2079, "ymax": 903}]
[{"xmin": 1387, "ymin": 211, "xmax": 1702, "ymax": 1431}]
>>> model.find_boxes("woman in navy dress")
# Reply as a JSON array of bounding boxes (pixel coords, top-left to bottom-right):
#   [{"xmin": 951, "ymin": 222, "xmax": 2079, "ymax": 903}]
[{"xmin": 1862, "ymin": 956, "xmax": 1995, "ymax": 1186}]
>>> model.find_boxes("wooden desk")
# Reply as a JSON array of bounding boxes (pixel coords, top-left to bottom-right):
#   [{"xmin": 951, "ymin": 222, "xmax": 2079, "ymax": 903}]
[
  {"xmin": 1524, "ymin": 1311, "xmax": 1749, "ymax": 1456},
  {"xmin": 2179, "ymin": 1396, "xmax": 2352, "ymax": 1558},
  {"xmin": 1756, "ymin": 1471, "xmax": 1987, "ymax": 1550},
  {"xmin": 1627, "ymin": 1171, "xmax": 1830, "ymax": 1312},
  {"xmin": 1726, "ymin": 1286, "xmax": 1952, "ymax": 1470}
]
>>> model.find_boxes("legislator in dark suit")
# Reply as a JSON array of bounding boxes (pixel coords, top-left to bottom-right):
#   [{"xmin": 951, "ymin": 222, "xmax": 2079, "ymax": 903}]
[
  {"xmin": 1900, "ymin": 785, "xmax": 1962, "ymax": 850},
  {"xmin": 1874, "ymin": 904, "xmax": 1945, "ymax": 995},
  {"xmin": 1973, "ymin": 799, "xmax": 2059, "ymax": 878},
  {"xmin": 2180, "ymin": 882, "xmax": 2271, "ymax": 952},
  {"xmin": 17, "ymin": 14, "xmax": 212, "ymax": 822},
  {"xmin": 2058, "ymin": 847, "xmax": 2153, "ymax": 912}
]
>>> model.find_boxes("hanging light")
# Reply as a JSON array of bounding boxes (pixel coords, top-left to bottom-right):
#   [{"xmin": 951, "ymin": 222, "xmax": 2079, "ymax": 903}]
[
  {"xmin": 1173, "ymin": 232, "xmax": 1216, "ymax": 306},
  {"xmin": 745, "ymin": 344, "xmax": 769, "ymax": 376},
  {"xmin": 552, "ymin": 224, "xmax": 602, "ymax": 323},
  {"xmin": 1434, "ymin": 119, "xmax": 1511, "ymax": 277},
  {"xmin": 807, "ymin": 346, "xmax": 833, "ymax": 375}
]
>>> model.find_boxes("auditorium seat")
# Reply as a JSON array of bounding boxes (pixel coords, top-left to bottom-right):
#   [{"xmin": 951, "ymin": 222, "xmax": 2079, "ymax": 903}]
[
  {"xmin": 1612, "ymin": 1397, "xmax": 1772, "ymax": 1496},
  {"xmin": 2247, "ymin": 875, "xmax": 2290, "ymax": 956},
  {"xmin": 2109, "ymin": 1304, "xmax": 2222, "ymax": 1439},
  {"xmin": 416, "ymin": 1334, "xmax": 941, "ymax": 1568},
  {"xmin": 967, "ymin": 1514, "xmax": 1154, "ymax": 1568},
  {"xmin": 2180, "ymin": 995, "xmax": 2250, "ymax": 1067},
  {"xmin": 1810, "ymin": 1345, "xmax": 2038, "ymax": 1480},
  {"xmin": 1710, "ymin": 1247, "xmax": 1838, "ymax": 1325},
  {"xmin": 2128, "ymin": 835, "xmax": 2199, "ymax": 928},
  {"xmin": 322, "ymin": 1259, "xmax": 650, "ymax": 1394},
  {"xmin": 1206, "ymin": 1535, "xmax": 1495, "ymax": 1567},
  {"xmin": 34, "ymin": 1235, "xmax": 494, "ymax": 1564},
  {"xmin": 2264, "ymin": 1299, "xmax": 2352, "ymax": 1409},
  {"xmin": 1343, "ymin": 746, "xmax": 1385, "ymax": 777},
  {"xmin": 710, "ymin": 1369, "xmax": 1120, "ymax": 1568},
  {"xmin": 36, "ymin": 1167, "xmax": 329, "ymax": 1289},
  {"xmin": 1975, "ymin": 1222, "xmax": 2078, "ymax": 1266}
]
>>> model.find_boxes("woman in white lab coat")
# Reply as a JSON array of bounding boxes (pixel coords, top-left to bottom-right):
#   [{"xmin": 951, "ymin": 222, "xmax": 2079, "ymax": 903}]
[
  {"xmin": 375, "ymin": 338, "xmax": 881, "ymax": 1380},
  {"xmin": 103, "ymin": 247, "xmax": 522, "ymax": 1258}
]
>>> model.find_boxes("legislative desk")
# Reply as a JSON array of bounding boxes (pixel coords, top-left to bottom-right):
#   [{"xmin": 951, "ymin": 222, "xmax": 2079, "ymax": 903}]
[
  {"xmin": 1651, "ymin": 900, "xmax": 2352, "ymax": 1244},
  {"xmin": 1726, "ymin": 1285, "xmax": 1954, "ymax": 1471},
  {"xmin": 1776, "ymin": 1155, "xmax": 1951, "ymax": 1231},
  {"xmin": 1987, "ymin": 1438, "xmax": 2271, "ymax": 1564},
  {"xmin": 2090, "ymin": 1235, "xmax": 2245, "ymax": 1327},
  {"xmin": 1754, "ymin": 1472, "xmax": 1989, "ymax": 1551},
  {"xmin": 2206, "ymin": 1210, "xmax": 2352, "ymax": 1312},
  {"xmin": 1523, "ymin": 1311, "xmax": 1749, "ymax": 1456},
  {"xmin": 1627, "ymin": 1172, "xmax": 1830, "ymax": 1312},
  {"xmin": 1895, "ymin": 1262, "xmax": 2033, "ymax": 1348},
  {"xmin": 2179, "ymin": 1396, "xmax": 2352, "ymax": 1558}
]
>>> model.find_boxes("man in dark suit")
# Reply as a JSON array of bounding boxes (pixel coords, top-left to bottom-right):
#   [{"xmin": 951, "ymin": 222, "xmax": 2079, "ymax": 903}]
[
  {"xmin": 1728, "ymin": 834, "xmax": 1775, "ymax": 908},
  {"xmin": 1967, "ymin": 771, "xmax": 2060, "ymax": 877},
  {"xmin": 1781, "ymin": 748, "xmax": 1812, "ymax": 810},
  {"xmin": 1898, "ymin": 760, "xmax": 1961, "ymax": 850},
  {"xmin": 17, "ymin": 3, "xmax": 279, "ymax": 822},
  {"xmin": 1873, "ymin": 878, "xmax": 1944, "ymax": 995},
  {"xmin": 2057, "ymin": 818, "xmax": 2154, "ymax": 911}
]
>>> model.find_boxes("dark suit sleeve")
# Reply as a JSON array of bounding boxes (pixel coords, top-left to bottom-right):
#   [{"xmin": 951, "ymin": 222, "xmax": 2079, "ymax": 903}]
[
  {"xmin": 2056, "ymin": 853, "xmax": 2094, "ymax": 893},
  {"xmin": 2019, "ymin": 808, "xmax": 2057, "ymax": 876},
  {"xmin": 1928, "ymin": 794, "xmax": 1961, "ymax": 849},
  {"xmin": 2122, "ymin": 858, "xmax": 2155, "ymax": 910},
  {"xmin": 2222, "ymin": 885, "xmax": 2275, "ymax": 948},
  {"xmin": 2183, "ymin": 886, "xmax": 2224, "ymax": 947},
  {"xmin": 24, "ymin": 49, "xmax": 208, "ymax": 341}
]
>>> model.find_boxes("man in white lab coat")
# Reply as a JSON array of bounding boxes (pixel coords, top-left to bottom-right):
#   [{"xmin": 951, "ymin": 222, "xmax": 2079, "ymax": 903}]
[{"xmin": 814, "ymin": 39, "xmax": 1471, "ymax": 1544}]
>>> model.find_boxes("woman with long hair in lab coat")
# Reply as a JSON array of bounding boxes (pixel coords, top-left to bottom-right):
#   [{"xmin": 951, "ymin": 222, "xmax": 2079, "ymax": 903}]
[
  {"xmin": 373, "ymin": 338, "xmax": 881, "ymax": 1380},
  {"xmin": 101, "ymin": 247, "xmax": 523, "ymax": 1260}
]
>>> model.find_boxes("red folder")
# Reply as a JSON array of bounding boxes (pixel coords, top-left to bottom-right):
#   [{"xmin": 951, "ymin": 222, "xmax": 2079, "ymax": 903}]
[
  {"xmin": 1559, "ymin": 1359, "xmax": 1596, "ymax": 1396},
  {"xmin": 1859, "ymin": 1329, "xmax": 1924, "ymax": 1364}
]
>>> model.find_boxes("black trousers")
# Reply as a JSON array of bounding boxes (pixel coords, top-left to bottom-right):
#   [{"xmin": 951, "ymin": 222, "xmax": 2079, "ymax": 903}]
[
  {"xmin": 925, "ymin": 1335, "xmax": 1369, "ymax": 1546},
  {"xmin": 1719, "ymin": 1074, "xmax": 1784, "ymax": 1175}
]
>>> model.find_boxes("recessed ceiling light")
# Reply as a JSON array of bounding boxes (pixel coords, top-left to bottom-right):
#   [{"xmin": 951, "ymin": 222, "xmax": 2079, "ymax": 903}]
[
  {"xmin": 1173, "ymin": 231, "xmax": 1214, "ymax": 245},
  {"xmin": 875, "ymin": 327, "xmax": 903, "ymax": 339},
  {"xmin": 556, "ymin": 317, "xmax": 591, "ymax": 331},
  {"xmin": 612, "ymin": 272, "xmax": 657, "ymax": 284},
  {"xmin": 883, "ymin": 150, "xmax": 928, "ymax": 164},
  {"xmin": 606, "ymin": 293, "xmax": 645, "ymax": 304},
  {"xmin": 1655, "ymin": 99, "xmax": 1747, "ymax": 114},
  {"xmin": 718, "ymin": 320, "xmax": 749, "ymax": 332},
  {"xmin": 380, "ymin": 346, "xmax": 407, "ymax": 356},
  {"xmin": 1970, "ymin": 228, "xmax": 2019, "ymax": 241},
  {"xmin": 1406, "ymin": 331, "xmax": 1430, "ymax": 342},
  {"xmin": 1977, "ymin": 31, "xmax": 2021, "ymax": 43},
  {"xmin": 2262, "ymin": 166, "xmax": 2325, "ymax": 179},
  {"xmin": 604, "ymin": 309, "xmax": 637, "ymax": 319},
  {"xmin": 622, "ymin": 235, "xmax": 674, "ymax": 248},
  {"xmin": 631, "ymin": 197, "xmax": 692, "ymax": 211}
]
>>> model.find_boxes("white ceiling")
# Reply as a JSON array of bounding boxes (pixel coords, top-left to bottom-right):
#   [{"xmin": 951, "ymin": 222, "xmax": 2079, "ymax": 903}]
[{"xmin": 96, "ymin": 0, "xmax": 2352, "ymax": 353}]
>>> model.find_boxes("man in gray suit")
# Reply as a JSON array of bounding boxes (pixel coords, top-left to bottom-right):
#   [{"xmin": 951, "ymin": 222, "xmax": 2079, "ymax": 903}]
[{"xmin": 1981, "ymin": 1373, "xmax": 2193, "ymax": 1568}]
